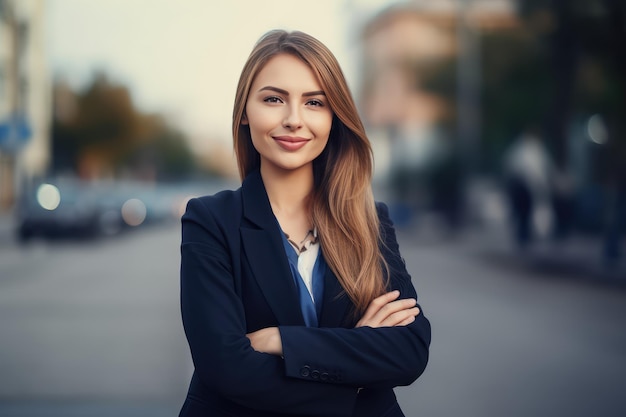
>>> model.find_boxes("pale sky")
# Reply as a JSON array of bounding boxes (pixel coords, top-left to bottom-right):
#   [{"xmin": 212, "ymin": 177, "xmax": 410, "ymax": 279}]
[{"xmin": 45, "ymin": 0, "xmax": 393, "ymax": 153}]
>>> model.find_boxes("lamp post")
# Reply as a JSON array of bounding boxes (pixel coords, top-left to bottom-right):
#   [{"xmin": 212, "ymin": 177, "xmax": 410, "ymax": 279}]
[{"xmin": 456, "ymin": 0, "xmax": 481, "ymax": 179}]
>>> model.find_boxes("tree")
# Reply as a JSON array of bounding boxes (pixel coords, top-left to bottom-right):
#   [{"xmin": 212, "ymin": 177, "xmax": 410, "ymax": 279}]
[
  {"xmin": 51, "ymin": 72, "xmax": 195, "ymax": 180},
  {"xmin": 518, "ymin": 0, "xmax": 626, "ymax": 181}
]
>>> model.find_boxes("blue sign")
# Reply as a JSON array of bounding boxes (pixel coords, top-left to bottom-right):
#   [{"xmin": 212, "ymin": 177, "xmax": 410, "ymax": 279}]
[{"xmin": 0, "ymin": 114, "xmax": 32, "ymax": 153}]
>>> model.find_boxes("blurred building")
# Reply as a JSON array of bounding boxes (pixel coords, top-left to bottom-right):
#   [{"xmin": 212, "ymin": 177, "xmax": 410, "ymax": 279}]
[
  {"xmin": 360, "ymin": 0, "xmax": 518, "ymax": 172},
  {"xmin": 359, "ymin": 0, "xmax": 518, "ymax": 226},
  {"xmin": 0, "ymin": 0, "xmax": 50, "ymax": 210}
]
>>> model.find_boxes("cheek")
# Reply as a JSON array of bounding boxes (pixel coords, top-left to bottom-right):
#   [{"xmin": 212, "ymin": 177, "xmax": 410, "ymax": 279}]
[
  {"xmin": 245, "ymin": 116, "xmax": 267, "ymax": 141},
  {"xmin": 246, "ymin": 107, "xmax": 277, "ymax": 136},
  {"xmin": 314, "ymin": 126, "xmax": 331, "ymax": 154},
  {"xmin": 315, "ymin": 113, "xmax": 333, "ymax": 138}
]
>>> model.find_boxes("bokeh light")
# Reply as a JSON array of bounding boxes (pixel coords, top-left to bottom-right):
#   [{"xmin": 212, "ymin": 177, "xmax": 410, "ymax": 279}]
[
  {"xmin": 121, "ymin": 198, "xmax": 147, "ymax": 226},
  {"xmin": 36, "ymin": 183, "xmax": 61, "ymax": 210}
]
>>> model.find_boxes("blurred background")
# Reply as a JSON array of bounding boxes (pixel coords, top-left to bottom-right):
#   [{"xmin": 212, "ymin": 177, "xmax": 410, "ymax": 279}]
[{"xmin": 0, "ymin": 0, "xmax": 624, "ymax": 416}]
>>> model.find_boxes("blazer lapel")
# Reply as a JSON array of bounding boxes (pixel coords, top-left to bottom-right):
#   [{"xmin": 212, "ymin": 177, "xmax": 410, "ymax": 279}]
[{"xmin": 240, "ymin": 171, "xmax": 305, "ymax": 326}]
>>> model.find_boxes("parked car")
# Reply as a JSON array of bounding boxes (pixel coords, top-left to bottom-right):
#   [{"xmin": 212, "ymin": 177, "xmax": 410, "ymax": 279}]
[{"xmin": 15, "ymin": 179, "xmax": 124, "ymax": 242}]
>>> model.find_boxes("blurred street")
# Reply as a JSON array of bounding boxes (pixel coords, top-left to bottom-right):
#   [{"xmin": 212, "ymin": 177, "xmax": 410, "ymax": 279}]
[
  {"xmin": 394, "ymin": 226, "xmax": 626, "ymax": 417},
  {"xmin": 1, "ymin": 218, "xmax": 625, "ymax": 417},
  {"xmin": 0, "ymin": 224, "xmax": 192, "ymax": 417}
]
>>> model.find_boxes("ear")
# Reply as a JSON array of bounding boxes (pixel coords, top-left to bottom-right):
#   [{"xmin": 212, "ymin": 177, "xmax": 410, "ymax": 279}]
[{"xmin": 241, "ymin": 113, "xmax": 249, "ymax": 125}]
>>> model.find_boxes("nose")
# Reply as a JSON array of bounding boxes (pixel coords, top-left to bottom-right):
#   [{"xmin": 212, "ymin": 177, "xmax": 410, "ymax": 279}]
[{"xmin": 283, "ymin": 105, "xmax": 302, "ymax": 130}]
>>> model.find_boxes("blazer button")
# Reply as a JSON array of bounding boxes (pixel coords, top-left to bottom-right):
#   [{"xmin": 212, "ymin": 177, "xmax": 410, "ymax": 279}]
[
  {"xmin": 311, "ymin": 370, "xmax": 320, "ymax": 379},
  {"xmin": 300, "ymin": 366, "xmax": 311, "ymax": 377},
  {"xmin": 320, "ymin": 372, "xmax": 329, "ymax": 381}
]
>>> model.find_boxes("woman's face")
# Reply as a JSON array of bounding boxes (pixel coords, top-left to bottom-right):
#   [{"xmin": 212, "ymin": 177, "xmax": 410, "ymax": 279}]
[{"xmin": 243, "ymin": 53, "xmax": 333, "ymax": 175}]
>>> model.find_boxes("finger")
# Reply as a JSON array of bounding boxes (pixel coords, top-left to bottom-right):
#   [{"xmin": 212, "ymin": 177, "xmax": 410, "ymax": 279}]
[
  {"xmin": 380, "ymin": 306, "xmax": 420, "ymax": 327},
  {"xmin": 372, "ymin": 298, "xmax": 416, "ymax": 322},
  {"xmin": 360, "ymin": 291, "xmax": 400, "ymax": 322},
  {"xmin": 395, "ymin": 314, "xmax": 416, "ymax": 327},
  {"xmin": 361, "ymin": 299, "xmax": 416, "ymax": 328},
  {"xmin": 370, "ymin": 291, "xmax": 401, "ymax": 311},
  {"xmin": 362, "ymin": 297, "xmax": 414, "ymax": 326}
]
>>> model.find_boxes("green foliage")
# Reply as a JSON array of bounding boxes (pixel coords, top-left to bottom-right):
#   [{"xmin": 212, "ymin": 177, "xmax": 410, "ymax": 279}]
[
  {"xmin": 516, "ymin": 0, "xmax": 626, "ymax": 179},
  {"xmin": 123, "ymin": 121, "xmax": 196, "ymax": 181},
  {"xmin": 51, "ymin": 72, "xmax": 196, "ymax": 180},
  {"xmin": 411, "ymin": 0, "xmax": 626, "ymax": 177}
]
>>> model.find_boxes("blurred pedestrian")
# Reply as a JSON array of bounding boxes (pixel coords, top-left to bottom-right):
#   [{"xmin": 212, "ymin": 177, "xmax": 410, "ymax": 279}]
[
  {"xmin": 503, "ymin": 128, "xmax": 554, "ymax": 248},
  {"xmin": 178, "ymin": 30, "xmax": 431, "ymax": 417}
]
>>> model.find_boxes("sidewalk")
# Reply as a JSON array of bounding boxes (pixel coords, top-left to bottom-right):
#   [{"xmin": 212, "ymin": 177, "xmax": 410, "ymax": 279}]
[
  {"xmin": 395, "ymin": 214, "xmax": 626, "ymax": 283},
  {"xmin": 467, "ymin": 226, "xmax": 626, "ymax": 282}
]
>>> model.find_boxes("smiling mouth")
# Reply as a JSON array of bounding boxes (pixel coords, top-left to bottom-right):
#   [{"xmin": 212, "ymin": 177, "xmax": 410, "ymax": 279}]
[
  {"xmin": 273, "ymin": 136, "xmax": 310, "ymax": 151},
  {"xmin": 273, "ymin": 136, "xmax": 308, "ymax": 143}
]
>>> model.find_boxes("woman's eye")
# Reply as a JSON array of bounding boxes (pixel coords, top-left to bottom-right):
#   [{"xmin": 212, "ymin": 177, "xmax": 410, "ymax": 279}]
[
  {"xmin": 307, "ymin": 99, "xmax": 324, "ymax": 107},
  {"xmin": 264, "ymin": 96, "xmax": 283, "ymax": 104}
]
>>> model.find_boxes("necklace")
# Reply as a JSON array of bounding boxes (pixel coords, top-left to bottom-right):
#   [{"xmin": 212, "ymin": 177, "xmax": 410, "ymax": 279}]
[{"xmin": 284, "ymin": 229, "xmax": 317, "ymax": 254}]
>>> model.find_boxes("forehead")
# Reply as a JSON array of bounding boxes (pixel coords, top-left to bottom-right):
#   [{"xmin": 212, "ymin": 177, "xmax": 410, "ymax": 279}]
[{"xmin": 251, "ymin": 53, "xmax": 323, "ymax": 91}]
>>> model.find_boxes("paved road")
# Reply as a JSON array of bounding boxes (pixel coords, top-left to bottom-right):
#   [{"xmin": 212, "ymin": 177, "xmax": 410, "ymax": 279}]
[
  {"xmin": 394, "ymin": 230, "xmax": 626, "ymax": 417},
  {"xmin": 0, "ymin": 225, "xmax": 191, "ymax": 416},
  {"xmin": 0, "ymin": 223, "xmax": 625, "ymax": 416}
]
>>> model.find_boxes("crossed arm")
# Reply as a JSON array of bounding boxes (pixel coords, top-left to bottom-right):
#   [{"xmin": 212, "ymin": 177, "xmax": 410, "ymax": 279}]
[{"xmin": 247, "ymin": 290, "xmax": 420, "ymax": 355}]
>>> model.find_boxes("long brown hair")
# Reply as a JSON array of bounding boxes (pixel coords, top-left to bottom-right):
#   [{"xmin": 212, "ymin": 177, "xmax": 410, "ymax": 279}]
[{"xmin": 233, "ymin": 30, "xmax": 387, "ymax": 313}]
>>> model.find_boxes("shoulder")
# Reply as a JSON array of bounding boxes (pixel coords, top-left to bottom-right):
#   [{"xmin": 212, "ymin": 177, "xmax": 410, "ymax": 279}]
[
  {"xmin": 190, "ymin": 188, "xmax": 241, "ymax": 213},
  {"xmin": 375, "ymin": 201, "xmax": 393, "ymax": 229},
  {"xmin": 375, "ymin": 201, "xmax": 401, "ymax": 252},
  {"xmin": 183, "ymin": 187, "xmax": 243, "ymax": 228},
  {"xmin": 375, "ymin": 201, "xmax": 391, "ymax": 218},
  {"xmin": 375, "ymin": 201, "xmax": 398, "ymax": 249}
]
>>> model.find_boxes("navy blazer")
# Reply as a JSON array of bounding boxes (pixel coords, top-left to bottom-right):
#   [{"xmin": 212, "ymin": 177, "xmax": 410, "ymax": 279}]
[{"xmin": 179, "ymin": 170, "xmax": 431, "ymax": 417}]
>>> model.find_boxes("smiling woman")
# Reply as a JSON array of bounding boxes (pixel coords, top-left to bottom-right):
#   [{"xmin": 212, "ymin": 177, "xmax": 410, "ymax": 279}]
[
  {"xmin": 242, "ymin": 53, "xmax": 333, "ymax": 177},
  {"xmin": 178, "ymin": 30, "xmax": 431, "ymax": 417}
]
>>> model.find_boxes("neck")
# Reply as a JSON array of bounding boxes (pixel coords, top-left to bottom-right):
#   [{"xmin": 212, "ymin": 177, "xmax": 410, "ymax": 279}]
[{"xmin": 261, "ymin": 164, "xmax": 314, "ymax": 216}]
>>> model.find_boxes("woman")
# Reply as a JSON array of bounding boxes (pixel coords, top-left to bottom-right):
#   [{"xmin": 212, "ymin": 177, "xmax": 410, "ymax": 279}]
[{"xmin": 179, "ymin": 30, "xmax": 431, "ymax": 417}]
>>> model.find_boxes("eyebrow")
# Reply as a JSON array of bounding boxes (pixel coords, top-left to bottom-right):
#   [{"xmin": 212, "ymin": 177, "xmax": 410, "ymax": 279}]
[{"xmin": 258, "ymin": 86, "xmax": 325, "ymax": 97}]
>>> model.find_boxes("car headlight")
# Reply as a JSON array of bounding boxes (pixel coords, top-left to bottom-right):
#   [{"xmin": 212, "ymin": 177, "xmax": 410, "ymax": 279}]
[{"xmin": 37, "ymin": 184, "xmax": 61, "ymax": 211}]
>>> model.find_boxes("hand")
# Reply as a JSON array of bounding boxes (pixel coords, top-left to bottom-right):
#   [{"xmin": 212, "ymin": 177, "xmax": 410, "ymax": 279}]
[
  {"xmin": 247, "ymin": 327, "xmax": 283, "ymax": 356},
  {"xmin": 355, "ymin": 290, "xmax": 420, "ymax": 328}
]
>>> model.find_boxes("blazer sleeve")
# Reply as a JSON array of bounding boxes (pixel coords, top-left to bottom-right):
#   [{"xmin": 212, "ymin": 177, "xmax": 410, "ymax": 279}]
[
  {"xmin": 180, "ymin": 197, "xmax": 359, "ymax": 416},
  {"xmin": 279, "ymin": 202, "xmax": 431, "ymax": 388}
]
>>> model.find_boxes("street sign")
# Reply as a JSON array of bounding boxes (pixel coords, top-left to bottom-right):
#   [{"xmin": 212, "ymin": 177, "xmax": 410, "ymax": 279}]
[{"xmin": 0, "ymin": 114, "xmax": 32, "ymax": 153}]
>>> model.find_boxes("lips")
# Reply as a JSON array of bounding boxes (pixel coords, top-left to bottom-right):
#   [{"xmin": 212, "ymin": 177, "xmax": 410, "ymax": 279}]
[{"xmin": 273, "ymin": 136, "xmax": 310, "ymax": 151}]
